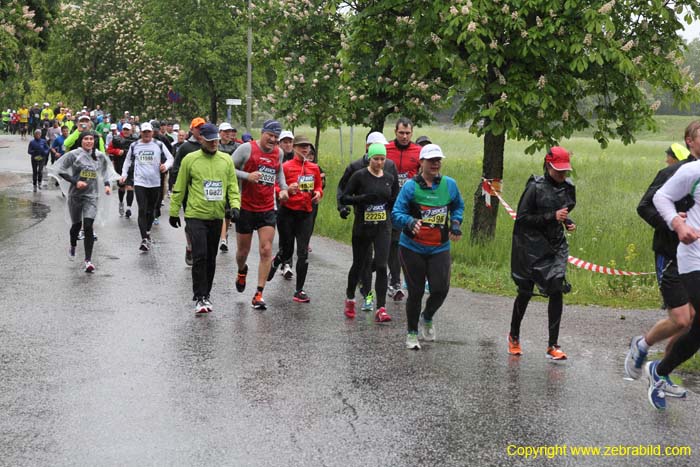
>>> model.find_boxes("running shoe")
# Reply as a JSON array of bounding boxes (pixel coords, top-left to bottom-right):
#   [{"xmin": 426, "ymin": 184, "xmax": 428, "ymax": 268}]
[
  {"xmin": 203, "ymin": 297, "xmax": 213, "ymax": 312},
  {"xmin": 361, "ymin": 292, "xmax": 374, "ymax": 312},
  {"xmin": 507, "ymin": 334, "xmax": 522, "ymax": 355},
  {"xmin": 344, "ymin": 299, "xmax": 356, "ymax": 319},
  {"xmin": 78, "ymin": 230, "xmax": 85, "ymax": 240},
  {"xmin": 388, "ymin": 285, "xmax": 404, "ymax": 301},
  {"xmin": 236, "ymin": 265, "xmax": 248, "ymax": 292},
  {"xmin": 420, "ymin": 316, "xmax": 435, "ymax": 342},
  {"xmin": 194, "ymin": 298, "xmax": 209, "ymax": 315},
  {"xmin": 219, "ymin": 238, "xmax": 228, "ymax": 252},
  {"xmin": 645, "ymin": 360, "xmax": 666, "ymax": 410},
  {"xmin": 406, "ymin": 332, "xmax": 421, "ymax": 350},
  {"xmin": 546, "ymin": 345, "xmax": 567, "ymax": 361},
  {"xmin": 33, "ymin": 185, "xmax": 37, "ymax": 193},
  {"xmin": 125, "ymin": 208, "xmax": 132, "ymax": 219},
  {"xmin": 153, "ymin": 217, "xmax": 159, "ymax": 225},
  {"xmin": 37, "ymin": 184, "xmax": 42, "ymax": 191},
  {"xmin": 282, "ymin": 263, "xmax": 294, "ymax": 280},
  {"xmin": 375, "ymin": 307, "xmax": 392, "ymax": 322},
  {"xmin": 118, "ymin": 203, "xmax": 124, "ymax": 217},
  {"xmin": 252, "ymin": 291, "xmax": 267, "ymax": 310},
  {"xmin": 84, "ymin": 261, "xmax": 95, "ymax": 273},
  {"xmin": 662, "ymin": 375, "xmax": 688, "ymax": 398},
  {"xmin": 68, "ymin": 245, "xmax": 76, "ymax": 261},
  {"xmin": 185, "ymin": 248, "xmax": 193, "ymax": 267},
  {"xmin": 267, "ymin": 256, "xmax": 281, "ymax": 281},
  {"xmin": 139, "ymin": 238, "xmax": 150, "ymax": 252},
  {"xmin": 293, "ymin": 290, "xmax": 310, "ymax": 303},
  {"xmin": 93, "ymin": 232, "xmax": 98, "ymax": 242},
  {"xmin": 624, "ymin": 335, "xmax": 647, "ymax": 380}
]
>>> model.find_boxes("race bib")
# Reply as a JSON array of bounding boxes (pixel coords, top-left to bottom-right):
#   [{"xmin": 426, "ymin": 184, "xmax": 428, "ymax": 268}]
[
  {"xmin": 421, "ymin": 206, "xmax": 448, "ymax": 226},
  {"xmin": 203, "ymin": 180, "xmax": 223, "ymax": 201},
  {"xmin": 79, "ymin": 169, "xmax": 97, "ymax": 179},
  {"xmin": 298, "ymin": 174, "xmax": 315, "ymax": 192},
  {"xmin": 258, "ymin": 165, "xmax": 276, "ymax": 186},
  {"xmin": 137, "ymin": 150, "xmax": 155, "ymax": 164},
  {"xmin": 398, "ymin": 172, "xmax": 409, "ymax": 187},
  {"xmin": 364, "ymin": 203, "xmax": 387, "ymax": 223},
  {"xmin": 33, "ymin": 155, "xmax": 44, "ymax": 161}
]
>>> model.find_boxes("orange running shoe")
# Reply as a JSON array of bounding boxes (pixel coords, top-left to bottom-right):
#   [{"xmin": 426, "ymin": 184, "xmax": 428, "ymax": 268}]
[
  {"xmin": 236, "ymin": 264, "xmax": 248, "ymax": 293},
  {"xmin": 546, "ymin": 345, "xmax": 567, "ymax": 361},
  {"xmin": 507, "ymin": 334, "xmax": 522, "ymax": 355},
  {"xmin": 252, "ymin": 291, "xmax": 266, "ymax": 310}
]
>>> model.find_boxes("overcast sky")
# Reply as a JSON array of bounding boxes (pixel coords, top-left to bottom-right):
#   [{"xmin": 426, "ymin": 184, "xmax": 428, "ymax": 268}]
[{"xmin": 680, "ymin": 12, "xmax": 700, "ymax": 42}]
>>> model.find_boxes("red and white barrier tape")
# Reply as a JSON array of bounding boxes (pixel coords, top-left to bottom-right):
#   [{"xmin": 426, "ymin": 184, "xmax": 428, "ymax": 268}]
[{"xmin": 483, "ymin": 179, "xmax": 653, "ymax": 276}]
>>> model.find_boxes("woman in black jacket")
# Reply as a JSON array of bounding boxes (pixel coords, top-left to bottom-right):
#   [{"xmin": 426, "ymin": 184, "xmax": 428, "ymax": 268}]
[{"xmin": 508, "ymin": 147, "xmax": 576, "ymax": 360}]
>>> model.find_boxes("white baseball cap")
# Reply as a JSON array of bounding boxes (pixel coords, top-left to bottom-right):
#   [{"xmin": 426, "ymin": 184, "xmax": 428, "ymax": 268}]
[
  {"xmin": 122, "ymin": 123, "xmax": 132, "ymax": 130},
  {"xmin": 419, "ymin": 144, "xmax": 445, "ymax": 160},
  {"xmin": 218, "ymin": 122, "xmax": 233, "ymax": 131},
  {"xmin": 140, "ymin": 122, "xmax": 153, "ymax": 132},
  {"xmin": 173, "ymin": 123, "xmax": 180, "ymax": 130},
  {"xmin": 279, "ymin": 130, "xmax": 294, "ymax": 141},
  {"xmin": 109, "ymin": 123, "xmax": 117, "ymax": 130},
  {"xmin": 366, "ymin": 131, "xmax": 388, "ymax": 145}
]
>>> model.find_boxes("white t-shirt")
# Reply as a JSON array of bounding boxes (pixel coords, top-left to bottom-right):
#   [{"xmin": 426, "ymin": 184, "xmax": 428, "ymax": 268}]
[
  {"xmin": 122, "ymin": 140, "xmax": 173, "ymax": 188},
  {"xmin": 654, "ymin": 159, "xmax": 700, "ymax": 273}
]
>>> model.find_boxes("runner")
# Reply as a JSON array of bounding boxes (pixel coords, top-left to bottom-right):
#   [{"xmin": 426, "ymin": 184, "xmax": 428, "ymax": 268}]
[
  {"xmin": 28, "ymin": 129, "xmax": 50, "ymax": 192},
  {"xmin": 120, "ymin": 122, "xmax": 173, "ymax": 252},
  {"xmin": 171, "ymin": 117, "xmax": 205, "ymax": 266},
  {"xmin": 268, "ymin": 135, "xmax": 323, "ymax": 302},
  {"xmin": 107, "ymin": 122, "xmax": 138, "ymax": 218},
  {"xmin": 337, "ymin": 132, "xmax": 400, "ymax": 313},
  {"xmin": 18, "ymin": 104, "xmax": 29, "ymax": 141},
  {"xmin": 169, "ymin": 123, "xmax": 241, "ymax": 314},
  {"xmin": 232, "ymin": 119, "xmax": 289, "ymax": 310},
  {"xmin": 624, "ymin": 140, "xmax": 696, "ymax": 396},
  {"xmin": 279, "ymin": 130, "xmax": 295, "ymax": 162},
  {"xmin": 385, "ymin": 117, "xmax": 422, "ymax": 301},
  {"xmin": 644, "ymin": 121, "xmax": 700, "ymax": 410},
  {"xmin": 50, "ymin": 125, "xmax": 69, "ymax": 164},
  {"xmin": 52, "ymin": 132, "xmax": 115, "ymax": 273},
  {"xmin": 217, "ymin": 122, "xmax": 240, "ymax": 252},
  {"xmin": 339, "ymin": 143, "xmax": 398, "ymax": 321},
  {"xmin": 507, "ymin": 147, "xmax": 576, "ymax": 360},
  {"xmin": 391, "ymin": 144, "xmax": 464, "ymax": 350}
]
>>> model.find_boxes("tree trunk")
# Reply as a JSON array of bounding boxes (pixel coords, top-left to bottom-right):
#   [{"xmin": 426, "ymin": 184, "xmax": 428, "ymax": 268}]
[
  {"xmin": 470, "ymin": 130, "xmax": 506, "ymax": 243},
  {"xmin": 314, "ymin": 124, "xmax": 321, "ymax": 162},
  {"xmin": 206, "ymin": 73, "xmax": 217, "ymax": 124}
]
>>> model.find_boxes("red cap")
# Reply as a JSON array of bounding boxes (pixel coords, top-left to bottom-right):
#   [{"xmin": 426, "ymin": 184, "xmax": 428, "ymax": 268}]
[{"xmin": 545, "ymin": 146, "xmax": 572, "ymax": 171}]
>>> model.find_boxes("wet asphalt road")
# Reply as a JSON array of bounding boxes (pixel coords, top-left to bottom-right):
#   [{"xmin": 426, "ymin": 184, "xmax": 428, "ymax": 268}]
[{"xmin": 1, "ymin": 135, "xmax": 700, "ymax": 466}]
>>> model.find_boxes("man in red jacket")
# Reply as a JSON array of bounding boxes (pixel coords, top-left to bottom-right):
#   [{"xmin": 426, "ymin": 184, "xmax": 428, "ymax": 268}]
[
  {"xmin": 385, "ymin": 117, "xmax": 421, "ymax": 301},
  {"xmin": 268, "ymin": 135, "xmax": 323, "ymax": 302}
]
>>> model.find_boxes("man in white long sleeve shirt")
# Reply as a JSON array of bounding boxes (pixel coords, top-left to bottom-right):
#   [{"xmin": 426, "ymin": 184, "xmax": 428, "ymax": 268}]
[
  {"xmin": 120, "ymin": 122, "xmax": 173, "ymax": 251},
  {"xmin": 646, "ymin": 120, "xmax": 700, "ymax": 410}
]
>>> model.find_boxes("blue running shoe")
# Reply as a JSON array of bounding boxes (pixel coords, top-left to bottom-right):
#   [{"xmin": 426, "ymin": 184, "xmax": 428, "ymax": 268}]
[
  {"xmin": 645, "ymin": 361, "xmax": 666, "ymax": 410},
  {"xmin": 624, "ymin": 335, "xmax": 647, "ymax": 380}
]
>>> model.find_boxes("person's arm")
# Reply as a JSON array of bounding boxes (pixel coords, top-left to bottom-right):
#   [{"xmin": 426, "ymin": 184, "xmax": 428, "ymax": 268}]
[
  {"xmin": 232, "ymin": 143, "xmax": 253, "ymax": 180},
  {"xmin": 170, "ymin": 156, "xmax": 190, "ymax": 217},
  {"xmin": 54, "ymin": 150, "xmax": 79, "ymax": 184},
  {"xmin": 336, "ymin": 163, "xmax": 355, "ymax": 210},
  {"xmin": 161, "ymin": 144, "xmax": 174, "ymax": 171},
  {"xmin": 63, "ymin": 129, "xmax": 79, "ymax": 151},
  {"xmin": 340, "ymin": 171, "xmax": 376, "ymax": 205},
  {"xmin": 121, "ymin": 144, "xmax": 134, "ymax": 179},
  {"xmin": 391, "ymin": 180, "xmax": 416, "ymax": 230},
  {"xmin": 514, "ymin": 179, "xmax": 555, "ymax": 228},
  {"xmin": 448, "ymin": 178, "xmax": 465, "ymax": 224},
  {"xmin": 227, "ymin": 161, "xmax": 241, "ymax": 210},
  {"xmin": 312, "ymin": 165, "xmax": 323, "ymax": 203},
  {"xmin": 637, "ymin": 168, "xmax": 674, "ymax": 230},
  {"xmin": 275, "ymin": 160, "xmax": 289, "ymax": 191},
  {"xmin": 654, "ymin": 165, "xmax": 696, "ymax": 229}
]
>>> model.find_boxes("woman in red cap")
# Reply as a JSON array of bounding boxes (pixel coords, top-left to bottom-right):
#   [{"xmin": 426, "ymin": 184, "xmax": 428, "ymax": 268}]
[{"xmin": 508, "ymin": 146, "xmax": 576, "ymax": 360}]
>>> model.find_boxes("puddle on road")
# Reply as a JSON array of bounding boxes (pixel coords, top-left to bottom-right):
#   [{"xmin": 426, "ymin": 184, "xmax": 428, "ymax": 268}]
[{"xmin": 0, "ymin": 194, "xmax": 50, "ymax": 241}]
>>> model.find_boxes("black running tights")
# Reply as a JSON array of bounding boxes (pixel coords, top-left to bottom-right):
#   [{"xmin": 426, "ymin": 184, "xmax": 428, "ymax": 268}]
[
  {"xmin": 658, "ymin": 271, "xmax": 700, "ymax": 376},
  {"xmin": 510, "ymin": 285, "xmax": 563, "ymax": 347},
  {"xmin": 70, "ymin": 218, "xmax": 95, "ymax": 261}
]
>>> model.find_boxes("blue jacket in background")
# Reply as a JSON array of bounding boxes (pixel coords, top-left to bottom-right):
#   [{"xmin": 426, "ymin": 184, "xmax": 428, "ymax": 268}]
[{"xmin": 28, "ymin": 138, "xmax": 50, "ymax": 159}]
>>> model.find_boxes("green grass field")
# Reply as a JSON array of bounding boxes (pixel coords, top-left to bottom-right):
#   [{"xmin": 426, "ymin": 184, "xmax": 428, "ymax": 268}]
[{"xmin": 296, "ymin": 115, "xmax": 698, "ymax": 309}]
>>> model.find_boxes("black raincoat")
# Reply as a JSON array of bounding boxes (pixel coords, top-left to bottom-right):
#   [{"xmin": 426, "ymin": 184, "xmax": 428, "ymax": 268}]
[{"xmin": 511, "ymin": 173, "xmax": 576, "ymax": 295}]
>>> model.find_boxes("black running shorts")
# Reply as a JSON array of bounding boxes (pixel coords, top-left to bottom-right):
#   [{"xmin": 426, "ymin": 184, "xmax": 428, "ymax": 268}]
[
  {"xmin": 236, "ymin": 209, "xmax": 277, "ymax": 234},
  {"xmin": 661, "ymin": 258, "xmax": 689, "ymax": 309}
]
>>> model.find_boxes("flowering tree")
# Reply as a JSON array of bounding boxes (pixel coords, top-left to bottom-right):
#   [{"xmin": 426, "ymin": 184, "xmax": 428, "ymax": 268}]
[
  {"xmin": 406, "ymin": 0, "xmax": 700, "ymax": 241},
  {"xmin": 254, "ymin": 0, "xmax": 345, "ymax": 156},
  {"xmin": 41, "ymin": 0, "xmax": 179, "ymax": 117},
  {"xmin": 0, "ymin": 0, "xmax": 57, "ymax": 102},
  {"xmin": 338, "ymin": 1, "xmax": 450, "ymax": 132}
]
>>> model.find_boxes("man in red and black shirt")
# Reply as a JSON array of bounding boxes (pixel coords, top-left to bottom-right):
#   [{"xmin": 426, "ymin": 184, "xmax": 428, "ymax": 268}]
[
  {"xmin": 385, "ymin": 117, "xmax": 422, "ymax": 301},
  {"xmin": 232, "ymin": 119, "xmax": 289, "ymax": 309}
]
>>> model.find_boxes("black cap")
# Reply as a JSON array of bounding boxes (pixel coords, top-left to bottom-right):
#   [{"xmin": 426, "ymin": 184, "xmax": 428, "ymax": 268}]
[{"xmin": 416, "ymin": 135, "xmax": 432, "ymax": 146}]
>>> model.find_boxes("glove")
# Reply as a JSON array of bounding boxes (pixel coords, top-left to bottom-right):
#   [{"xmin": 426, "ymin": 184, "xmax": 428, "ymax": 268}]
[
  {"xmin": 450, "ymin": 220, "xmax": 462, "ymax": 236},
  {"xmin": 229, "ymin": 208, "xmax": 240, "ymax": 223},
  {"xmin": 339, "ymin": 206, "xmax": 351, "ymax": 219},
  {"xmin": 404, "ymin": 219, "xmax": 420, "ymax": 238},
  {"xmin": 169, "ymin": 216, "xmax": 181, "ymax": 228}
]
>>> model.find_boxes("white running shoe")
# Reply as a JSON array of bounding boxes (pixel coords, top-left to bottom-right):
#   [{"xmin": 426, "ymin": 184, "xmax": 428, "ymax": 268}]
[
  {"xmin": 406, "ymin": 332, "xmax": 421, "ymax": 350},
  {"xmin": 282, "ymin": 263, "xmax": 294, "ymax": 280}
]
